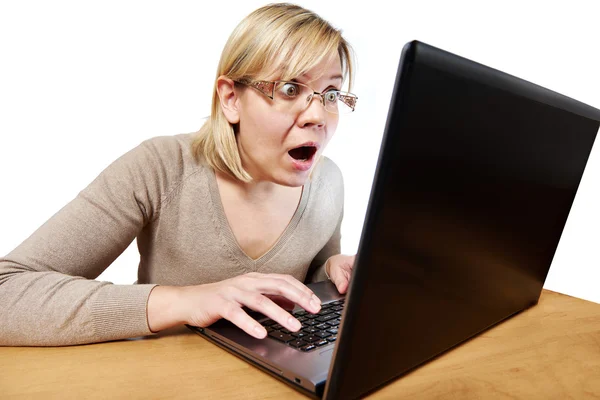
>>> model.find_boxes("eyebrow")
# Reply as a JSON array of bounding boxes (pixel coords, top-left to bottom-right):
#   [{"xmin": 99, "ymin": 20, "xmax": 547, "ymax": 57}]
[{"xmin": 300, "ymin": 73, "xmax": 344, "ymax": 82}]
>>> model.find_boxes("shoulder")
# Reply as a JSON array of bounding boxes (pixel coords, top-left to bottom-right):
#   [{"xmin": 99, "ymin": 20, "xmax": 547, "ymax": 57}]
[
  {"xmin": 82, "ymin": 132, "xmax": 207, "ymax": 207},
  {"xmin": 132, "ymin": 131, "xmax": 208, "ymax": 194},
  {"xmin": 312, "ymin": 156, "xmax": 343, "ymax": 192},
  {"xmin": 310, "ymin": 156, "xmax": 344, "ymax": 210},
  {"xmin": 123, "ymin": 132, "xmax": 204, "ymax": 176},
  {"xmin": 137, "ymin": 132, "xmax": 197, "ymax": 166}
]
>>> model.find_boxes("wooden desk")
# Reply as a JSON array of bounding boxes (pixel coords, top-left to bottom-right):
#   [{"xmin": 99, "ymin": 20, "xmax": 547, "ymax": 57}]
[{"xmin": 2, "ymin": 290, "xmax": 599, "ymax": 399}]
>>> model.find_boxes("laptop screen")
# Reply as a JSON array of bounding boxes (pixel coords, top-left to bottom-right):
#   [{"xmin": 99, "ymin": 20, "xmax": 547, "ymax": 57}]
[{"xmin": 324, "ymin": 41, "xmax": 600, "ymax": 399}]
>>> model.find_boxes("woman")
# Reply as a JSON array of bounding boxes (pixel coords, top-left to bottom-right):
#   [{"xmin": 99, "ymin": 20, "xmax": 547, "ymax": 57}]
[{"xmin": 0, "ymin": 3, "xmax": 357, "ymax": 346}]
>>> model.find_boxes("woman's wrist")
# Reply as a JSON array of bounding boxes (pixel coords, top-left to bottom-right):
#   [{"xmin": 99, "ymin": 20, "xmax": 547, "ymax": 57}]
[{"xmin": 147, "ymin": 285, "xmax": 187, "ymax": 333}]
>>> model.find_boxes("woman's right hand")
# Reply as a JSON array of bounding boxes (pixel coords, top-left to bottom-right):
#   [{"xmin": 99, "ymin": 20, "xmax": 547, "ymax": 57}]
[{"xmin": 147, "ymin": 272, "xmax": 322, "ymax": 338}]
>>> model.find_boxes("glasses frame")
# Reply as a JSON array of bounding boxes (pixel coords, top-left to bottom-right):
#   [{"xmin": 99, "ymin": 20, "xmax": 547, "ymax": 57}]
[{"xmin": 235, "ymin": 79, "xmax": 358, "ymax": 114}]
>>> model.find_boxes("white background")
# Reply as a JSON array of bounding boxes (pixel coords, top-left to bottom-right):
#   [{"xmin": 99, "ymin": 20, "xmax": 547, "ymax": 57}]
[{"xmin": 1, "ymin": 1, "xmax": 598, "ymax": 303}]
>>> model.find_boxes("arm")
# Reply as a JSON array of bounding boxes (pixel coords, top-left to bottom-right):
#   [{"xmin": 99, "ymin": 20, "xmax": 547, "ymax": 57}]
[
  {"xmin": 146, "ymin": 273, "xmax": 321, "ymax": 338},
  {"xmin": 306, "ymin": 211, "xmax": 355, "ymax": 293},
  {"xmin": 305, "ymin": 158, "xmax": 355, "ymax": 292},
  {"xmin": 306, "ymin": 210, "xmax": 343, "ymax": 283},
  {"xmin": 305, "ymin": 158, "xmax": 345, "ymax": 283},
  {"xmin": 0, "ymin": 138, "xmax": 172, "ymax": 346}
]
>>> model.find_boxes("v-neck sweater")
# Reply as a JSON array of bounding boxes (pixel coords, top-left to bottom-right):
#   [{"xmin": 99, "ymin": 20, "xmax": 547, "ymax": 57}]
[
  {"xmin": 0, "ymin": 133, "xmax": 344, "ymax": 346},
  {"xmin": 206, "ymin": 163, "xmax": 312, "ymax": 270}
]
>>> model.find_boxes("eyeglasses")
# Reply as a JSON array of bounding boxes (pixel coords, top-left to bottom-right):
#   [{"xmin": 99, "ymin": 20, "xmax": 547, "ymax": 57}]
[{"xmin": 235, "ymin": 79, "xmax": 358, "ymax": 115}]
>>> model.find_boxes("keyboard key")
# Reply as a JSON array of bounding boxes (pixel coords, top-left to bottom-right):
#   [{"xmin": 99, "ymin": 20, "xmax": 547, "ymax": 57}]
[
  {"xmin": 301, "ymin": 344, "xmax": 316, "ymax": 352},
  {"xmin": 268, "ymin": 331, "xmax": 294, "ymax": 342},
  {"xmin": 289, "ymin": 340, "xmax": 308, "ymax": 348},
  {"xmin": 263, "ymin": 297, "xmax": 345, "ymax": 352},
  {"xmin": 304, "ymin": 336, "xmax": 320, "ymax": 343},
  {"xmin": 303, "ymin": 327, "xmax": 319, "ymax": 334},
  {"xmin": 316, "ymin": 314, "xmax": 337, "ymax": 322},
  {"xmin": 318, "ymin": 308, "xmax": 335, "ymax": 316}
]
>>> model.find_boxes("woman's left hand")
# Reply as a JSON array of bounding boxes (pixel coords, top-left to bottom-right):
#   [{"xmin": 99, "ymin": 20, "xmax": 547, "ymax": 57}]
[{"xmin": 325, "ymin": 254, "xmax": 356, "ymax": 294}]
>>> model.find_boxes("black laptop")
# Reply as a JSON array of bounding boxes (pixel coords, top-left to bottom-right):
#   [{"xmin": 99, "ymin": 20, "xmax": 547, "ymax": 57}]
[{"xmin": 188, "ymin": 40, "xmax": 600, "ymax": 399}]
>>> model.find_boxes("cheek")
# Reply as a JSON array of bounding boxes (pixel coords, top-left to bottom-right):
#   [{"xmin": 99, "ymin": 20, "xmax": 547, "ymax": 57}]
[
  {"xmin": 258, "ymin": 113, "xmax": 295, "ymax": 145},
  {"xmin": 330, "ymin": 117, "xmax": 339, "ymax": 132},
  {"xmin": 326, "ymin": 116, "xmax": 340, "ymax": 140},
  {"xmin": 241, "ymin": 111, "xmax": 294, "ymax": 151}
]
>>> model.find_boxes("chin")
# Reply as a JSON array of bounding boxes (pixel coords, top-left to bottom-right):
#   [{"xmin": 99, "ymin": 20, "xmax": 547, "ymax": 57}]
[
  {"xmin": 277, "ymin": 175, "xmax": 309, "ymax": 188},
  {"xmin": 271, "ymin": 170, "xmax": 311, "ymax": 187}
]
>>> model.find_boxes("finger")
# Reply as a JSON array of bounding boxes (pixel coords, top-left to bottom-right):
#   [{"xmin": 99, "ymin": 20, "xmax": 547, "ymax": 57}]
[
  {"xmin": 333, "ymin": 272, "xmax": 348, "ymax": 294},
  {"xmin": 331, "ymin": 264, "xmax": 352, "ymax": 294},
  {"xmin": 250, "ymin": 276, "xmax": 321, "ymax": 314},
  {"xmin": 340, "ymin": 268, "xmax": 352, "ymax": 294},
  {"xmin": 246, "ymin": 272, "xmax": 319, "ymax": 305},
  {"xmin": 222, "ymin": 303, "xmax": 269, "ymax": 339},
  {"xmin": 241, "ymin": 291, "xmax": 302, "ymax": 332},
  {"xmin": 263, "ymin": 273, "xmax": 319, "ymax": 304},
  {"xmin": 266, "ymin": 295, "xmax": 296, "ymax": 311},
  {"xmin": 334, "ymin": 276, "xmax": 347, "ymax": 294}
]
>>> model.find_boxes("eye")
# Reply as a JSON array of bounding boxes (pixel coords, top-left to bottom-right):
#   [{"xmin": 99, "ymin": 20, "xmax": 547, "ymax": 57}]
[
  {"xmin": 324, "ymin": 90, "xmax": 338, "ymax": 103},
  {"xmin": 280, "ymin": 82, "xmax": 300, "ymax": 97}
]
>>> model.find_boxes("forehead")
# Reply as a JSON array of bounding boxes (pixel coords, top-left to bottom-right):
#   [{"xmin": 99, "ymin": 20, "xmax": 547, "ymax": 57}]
[
  {"xmin": 301, "ymin": 58, "xmax": 344, "ymax": 83},
  {"xmin": 264, "ymin": 52, "xmax": 343, "ymax": 82}
]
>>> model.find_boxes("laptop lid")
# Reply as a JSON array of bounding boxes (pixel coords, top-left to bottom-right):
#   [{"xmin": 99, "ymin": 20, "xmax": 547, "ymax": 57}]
[{"xmin": 323, "ymin": 41, "xmax": 600, "ymax": 399}]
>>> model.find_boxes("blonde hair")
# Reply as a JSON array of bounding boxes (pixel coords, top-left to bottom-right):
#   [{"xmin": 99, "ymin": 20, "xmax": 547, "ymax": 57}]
[{"xmin": 191, "ymin": 3, "xmax": 355, "ymax": 182}]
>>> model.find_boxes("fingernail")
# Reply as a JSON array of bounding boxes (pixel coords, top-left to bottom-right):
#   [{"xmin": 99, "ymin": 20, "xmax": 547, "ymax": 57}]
[
  {"xmin": 289, "ymin": 317, "xmax": 301, "ymax": 331},
  {"xmin": 313, "ymin": 294, "xmax": 321, "ymax": 305},
  {"xmin": 254, "ymin": 326, "xmax": 266, "ymax": 338},
  {"xmin": 310, "ymin": 298, "xmax": 320, "ymax": 310}
]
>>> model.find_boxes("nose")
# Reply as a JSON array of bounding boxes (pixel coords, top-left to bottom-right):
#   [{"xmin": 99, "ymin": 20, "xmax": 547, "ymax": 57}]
[{"xmin": 297, "ymin": 94, "xmax": 327, "ymax": 128}]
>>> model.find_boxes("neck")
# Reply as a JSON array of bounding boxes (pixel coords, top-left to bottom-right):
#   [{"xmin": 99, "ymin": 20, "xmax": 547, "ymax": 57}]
[{"xmin": 215, "ymin": 170, "xmax": 299, "ymax": 204}]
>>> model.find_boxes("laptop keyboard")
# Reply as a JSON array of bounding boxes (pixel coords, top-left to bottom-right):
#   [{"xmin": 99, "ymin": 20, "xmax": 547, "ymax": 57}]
[{"xmin": 260, "ymin": 299, "xmax": 344, "ymax": 352}]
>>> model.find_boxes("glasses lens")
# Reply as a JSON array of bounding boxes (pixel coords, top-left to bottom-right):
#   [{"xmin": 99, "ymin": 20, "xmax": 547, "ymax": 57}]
[
  {"xmin": 272, "ymin": 82, "xmax": 310, "ymax": 113},
  {"xmin": 327, "ymin": 92, "xmax": 357, "ymax": 115},
  {"xmin": 272, "ymin": 82, "xmax": 357, "ymax": 115}
]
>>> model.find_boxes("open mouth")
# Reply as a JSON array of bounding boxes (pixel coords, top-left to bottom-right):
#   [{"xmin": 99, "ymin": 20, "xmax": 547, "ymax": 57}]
[{"xmin": 288, "ymin": 145, "xmax": 317, "ymax": 162}]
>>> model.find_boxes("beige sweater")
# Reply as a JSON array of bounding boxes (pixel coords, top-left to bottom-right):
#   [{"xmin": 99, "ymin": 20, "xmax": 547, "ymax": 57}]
[{"xmin": 0, "ymin": 133, "xmax": 343, "ymax": 346}]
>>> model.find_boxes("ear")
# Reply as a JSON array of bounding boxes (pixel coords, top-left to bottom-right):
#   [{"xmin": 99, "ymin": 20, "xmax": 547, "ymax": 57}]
[{"xmin": 216, "ymin": 76, "xmax": 241, "ymax": 124}]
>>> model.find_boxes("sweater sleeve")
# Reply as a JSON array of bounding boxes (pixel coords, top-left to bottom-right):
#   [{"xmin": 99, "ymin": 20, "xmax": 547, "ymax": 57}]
[
  {"xmin": 306, "ymin": 209, "xmax": 343, "ymax": 283},
  {"xmin": 0, "ymin": 137, "xmax": 179, "ymax": 346},
  {"xmin": 305, "ymin": 157, "xmax": 345, "ymax": 283}
]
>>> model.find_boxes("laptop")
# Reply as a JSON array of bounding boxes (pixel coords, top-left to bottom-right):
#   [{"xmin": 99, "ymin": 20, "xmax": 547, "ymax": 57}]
[{"xmin": 188, "ymin": 40, "xmax": 600, "ymax": 399}]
